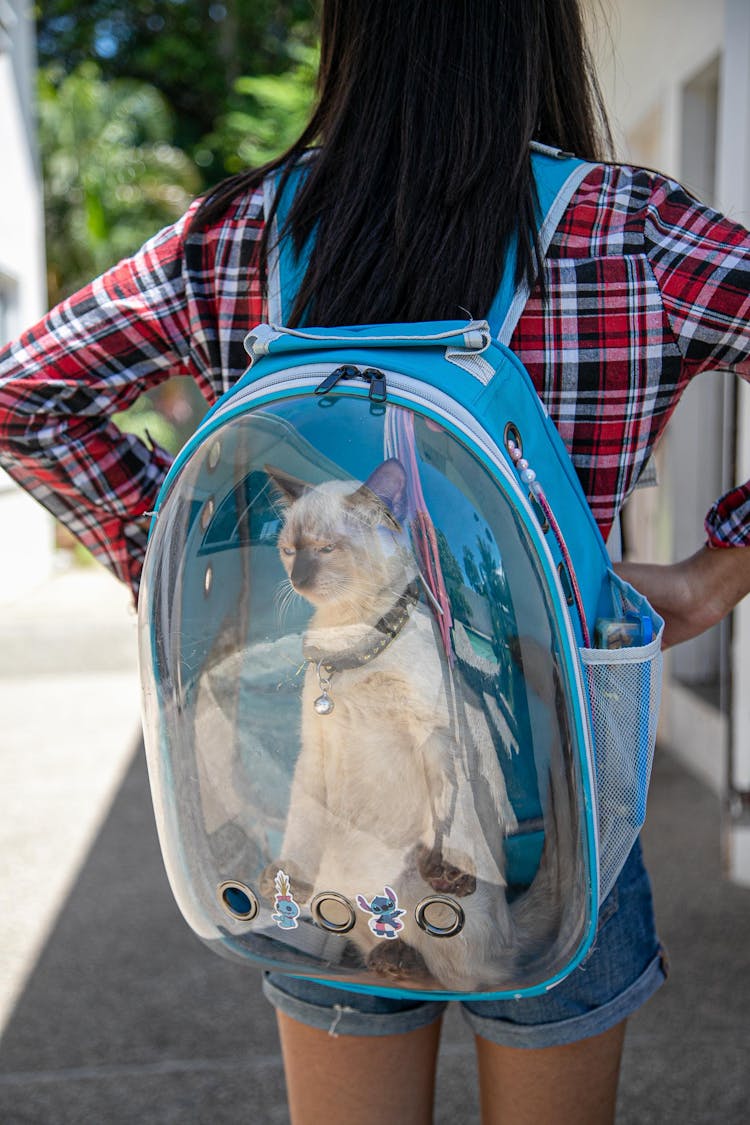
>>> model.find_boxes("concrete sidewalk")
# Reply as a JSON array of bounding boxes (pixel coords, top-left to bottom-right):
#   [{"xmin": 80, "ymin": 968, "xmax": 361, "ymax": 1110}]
[
  {"xmin": 0, "ymin": 567, "xmax": 141, "ymax": 1036},
  {"xmin": 0, "ymin": 567, "xmax": 748, "ymax": 1123}
]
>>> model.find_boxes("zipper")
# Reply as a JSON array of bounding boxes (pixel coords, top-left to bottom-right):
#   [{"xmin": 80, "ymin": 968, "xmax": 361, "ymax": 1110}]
[
  {"xmin": 183, "ymin": 364, "xmax": 527, "ymax": 507},
  {"xmin": 314, "ymin": 364, "xmax": 387, "ymax": 403},
  {"xmin": 363, "ymin": 368, "xmax": 388, "ymax": 403},
  {"xmin": 190, "ymin": 363, "xmax": 522, "ymax": 495}
]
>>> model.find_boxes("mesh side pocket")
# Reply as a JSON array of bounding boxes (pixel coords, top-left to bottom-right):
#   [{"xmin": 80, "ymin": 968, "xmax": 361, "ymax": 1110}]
[{"xmin": 580, "ymin": 633, "xmax": 662, "ymax": 903}]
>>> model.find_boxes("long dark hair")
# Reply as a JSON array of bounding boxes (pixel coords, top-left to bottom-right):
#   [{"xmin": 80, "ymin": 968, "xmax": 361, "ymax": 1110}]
[{"xmin": 191, "ymin": 0, "xmax": 612, "ymax": 327}]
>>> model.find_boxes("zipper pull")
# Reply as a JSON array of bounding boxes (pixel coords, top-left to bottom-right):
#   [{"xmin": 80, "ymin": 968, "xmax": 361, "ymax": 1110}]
[
  {"xmin": 315, "ymin": 364, "xmax": 360, "ymax": 395},
  {"xmin": 363, "ymin": 367, "xmax": 387, "ymax": 403}
]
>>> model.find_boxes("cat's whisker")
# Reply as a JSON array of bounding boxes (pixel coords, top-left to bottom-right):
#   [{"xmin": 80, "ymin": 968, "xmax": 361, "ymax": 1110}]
[
  {"xmin": 275, "ymin": 578, "xmax": 302, "ymax": 624},
  {"xmin": 266, "ymin": 492, "xmax": 291, "ymax": 521}
]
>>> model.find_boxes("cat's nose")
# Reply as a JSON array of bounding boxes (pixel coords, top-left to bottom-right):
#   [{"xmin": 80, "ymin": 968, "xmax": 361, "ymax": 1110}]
[{"xmin": 291, "ymin": 551, "xmax": 317, "ymax": 589}]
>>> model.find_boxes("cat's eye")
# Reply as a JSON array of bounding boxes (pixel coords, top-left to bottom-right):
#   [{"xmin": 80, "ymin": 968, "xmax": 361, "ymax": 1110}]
[
  {"xmin": 318, "ymin": 544, "xmax": 335, "ymax": 554},
  {"xmin": 281, "ymin": 547, "xmax": 295, "ymax": 556}
]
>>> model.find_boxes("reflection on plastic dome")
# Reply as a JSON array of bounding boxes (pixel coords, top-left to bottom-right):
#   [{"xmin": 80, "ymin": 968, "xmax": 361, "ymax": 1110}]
[{"xmin": 139, "ymin": 395, "xmax": 593, "ymax": 995}]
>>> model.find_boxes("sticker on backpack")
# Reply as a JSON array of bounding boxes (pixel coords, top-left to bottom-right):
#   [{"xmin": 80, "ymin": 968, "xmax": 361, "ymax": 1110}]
[
  {"xmin": 356, "ymin": 887, "xmax": 405, "ymax": 940},
  {"xmin": 272, "ymin": 870, "xmax": 300, "ymax": 930}
]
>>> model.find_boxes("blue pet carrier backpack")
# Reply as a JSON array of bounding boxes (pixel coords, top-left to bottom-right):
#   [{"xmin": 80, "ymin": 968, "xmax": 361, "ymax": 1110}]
[{"xmin": 138, "ymin": 145, "xmax": 664, "ymax": 1000}]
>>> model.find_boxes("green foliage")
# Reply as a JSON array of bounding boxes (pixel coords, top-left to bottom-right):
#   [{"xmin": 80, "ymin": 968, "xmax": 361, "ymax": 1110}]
[
  {"xmin": 36, "ymin": 0, "xmax": 318, "ymax": 182},
  {"xmin": 34, "ymin": 2, "xmax": 318, "ymax": 455},
  {"xmin": 435, "ymin": 529, "xmax": 472, "ymax": 621},
  {"xmin": 112, "ymin": 396, "xmax": 180, "ymax": 454},
  {"xmin": 210, "ymin": 42, "xmax": 318, "ymax": 172},
  {"xmin": 38, "ymin": 62, "xmax": 201, "ymax": 303},
  {"xmin": 112, "ymin": 377, "xmax": 209, "ymax": 455}
]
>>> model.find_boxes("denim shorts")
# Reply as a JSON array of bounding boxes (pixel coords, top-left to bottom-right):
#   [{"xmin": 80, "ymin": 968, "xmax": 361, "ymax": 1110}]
[{"xmin": 263, "ymin": 839, "xmax": 668, "ymax": 1048}]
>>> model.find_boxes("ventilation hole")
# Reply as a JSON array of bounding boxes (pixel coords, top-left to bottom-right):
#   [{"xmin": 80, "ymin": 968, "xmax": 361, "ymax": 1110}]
[
  {"xmin": 218, "ymin": 881, "xmax": 258, "ymax": 921},
  {"xmin": 504, "ymin": 421, "xmax": 523, "ymax": 457},
  {"xmin": 529, "ymin": 492, "xmax": 549, "ymax": 532},
  {"xmin": 200, "ymin": 497, "xmax": 215, "ymax": 532},
  {"xmin": 415, "ymin": 895, "xmax": 465, "ymax": 938},
  {"xmin": 310, "ymin": 892, "xmax": 356, "ymax": 934},
  {"xmin": 207, "ymin": 441, "xmax": 221, "ymax": 471},
  {"xmin": 558, "ymin": 562, "xmax": 575, "ymax": 606}
]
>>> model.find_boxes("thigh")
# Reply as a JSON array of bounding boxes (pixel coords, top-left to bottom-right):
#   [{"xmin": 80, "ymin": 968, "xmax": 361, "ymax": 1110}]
[
  {"xmin": 264, "ymin": 976, "xmax": 447, "ymax": 1123},
  {"xmin": 276, "ymin": 1008, "xmax": 443, "ymax": 1125},
  {"xmin": 475, "ymin": 1019, "xmax": 627, "ymax": 1125}
]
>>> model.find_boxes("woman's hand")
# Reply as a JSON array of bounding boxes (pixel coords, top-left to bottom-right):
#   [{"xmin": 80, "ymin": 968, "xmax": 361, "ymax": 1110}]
[{"xmin": 614, "ymin": 545, "xmax": 750, "ymax": 649}]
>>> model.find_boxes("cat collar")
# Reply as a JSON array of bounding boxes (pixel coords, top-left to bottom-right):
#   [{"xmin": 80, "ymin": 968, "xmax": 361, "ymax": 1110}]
[{"xmin": 303, "ymin": 580, "xmax": 420, "ymax": 715}]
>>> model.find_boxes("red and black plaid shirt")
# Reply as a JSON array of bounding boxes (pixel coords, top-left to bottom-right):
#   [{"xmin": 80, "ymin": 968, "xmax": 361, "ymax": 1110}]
[{"xmin": 1, "ymin": 162, "xmax": 749, "ymax": 594}]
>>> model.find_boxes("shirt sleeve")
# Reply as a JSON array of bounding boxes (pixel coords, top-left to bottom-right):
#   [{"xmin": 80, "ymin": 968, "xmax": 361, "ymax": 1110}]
[
  {"xmin": 643, "ymin": 177, "xmax": 750, "ymax": 547},
  {"xmin": 0, "ymin": 203, "xmax": 203, "ymax": 596}
]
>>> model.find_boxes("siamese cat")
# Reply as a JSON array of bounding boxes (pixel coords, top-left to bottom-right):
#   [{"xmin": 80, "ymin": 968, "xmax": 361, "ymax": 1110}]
[{"xmin": 263, "ymin": 457, "xmax": 577, "ymax": 991}]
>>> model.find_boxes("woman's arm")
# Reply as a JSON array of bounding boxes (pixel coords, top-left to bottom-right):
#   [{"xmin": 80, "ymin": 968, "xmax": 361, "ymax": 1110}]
[
  {"xmin": 615, "ymin": 545, "xmax": 750, "ymax": 648},
  {"xmin": 0, "ymin": 206, "xmax": 203, "ymax": 597},
  {"xmin": 1, "ymin": 185, "xmax": 266, "ymax": 600},
  {"xmin": 624, "ymin": 177, "xmax": 750, "ymax": 647}
]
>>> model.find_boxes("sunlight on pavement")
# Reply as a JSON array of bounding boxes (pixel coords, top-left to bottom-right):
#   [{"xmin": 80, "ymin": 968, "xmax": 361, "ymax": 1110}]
[{"xmin": 0, "ymin": 567, "xmax": 141, "ymax": 1034}]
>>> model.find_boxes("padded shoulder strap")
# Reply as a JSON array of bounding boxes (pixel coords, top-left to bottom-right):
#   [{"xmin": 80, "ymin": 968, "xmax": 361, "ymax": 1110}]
[
  {"xmin": 486, "ymin": 144, "xmax": 592, "ymax": 344},
  {"xmin": 264, "ymin": 144, "xmax": 592, "ymax": 332},
  {"xmin": 263, "ymin": 156, "xmax": 315, "ymax": 326}
]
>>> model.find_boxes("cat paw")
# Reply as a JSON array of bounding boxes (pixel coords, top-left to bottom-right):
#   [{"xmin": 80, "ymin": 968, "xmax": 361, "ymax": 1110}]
[
  {"xmin": 259, "ymin": 860, "xmax": 313, "ymax": 905},
  {"xmin": 366, "ymin": 939, "xmax": 429, "ymax": 981},
  {"xmin": 416, "ymin": 844, "xmax": 476, "ymax": 897},
  {"xmin": 339, "ymin": 940, "xmax": 367, "ymax": 968}
]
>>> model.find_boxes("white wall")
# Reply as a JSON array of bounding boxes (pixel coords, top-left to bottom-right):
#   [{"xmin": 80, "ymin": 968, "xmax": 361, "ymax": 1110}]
[
  {"xmin": 0, "ymin": 0, "xmax": 53, "ymax": 605},
  {"xmin": 719, "ymin": 0, "xmax": 750, "ymax": 885},
  {"xmin": 591, "ymin": 0, "xmax": 724, "ymax": 166}
]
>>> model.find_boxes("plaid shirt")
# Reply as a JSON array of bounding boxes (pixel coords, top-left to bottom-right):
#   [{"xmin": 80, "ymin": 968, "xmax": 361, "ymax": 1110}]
[{"xmin": 1, "ymin": 162, "xmax": 749, "ymax": 595}]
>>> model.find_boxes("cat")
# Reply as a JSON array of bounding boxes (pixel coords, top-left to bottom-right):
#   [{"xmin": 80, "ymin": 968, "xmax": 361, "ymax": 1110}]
[{"xmin": 262, "ymin": 457, "xmax": 576, "ymax": 991}]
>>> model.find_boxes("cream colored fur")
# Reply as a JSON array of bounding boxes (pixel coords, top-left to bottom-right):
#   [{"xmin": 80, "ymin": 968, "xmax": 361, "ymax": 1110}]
[{"xmin": 266, "ymin": 460, "xmax": 573, "ymax": 991}]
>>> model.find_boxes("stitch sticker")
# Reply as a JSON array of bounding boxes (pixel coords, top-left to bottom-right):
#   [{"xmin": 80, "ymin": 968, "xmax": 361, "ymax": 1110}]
[
  {"xmin": 272, "ymin": 870, "xmax": 300, "ymax": 929},
  {"xmin": 356, "ymin": 885, "xmax": 405, "ymax": 940}
]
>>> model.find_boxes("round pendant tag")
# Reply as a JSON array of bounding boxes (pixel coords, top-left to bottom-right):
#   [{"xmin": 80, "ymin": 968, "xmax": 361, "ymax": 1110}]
[{"xmin": 314, "ymin": 693, "xmax": 334, "ymax": 716}]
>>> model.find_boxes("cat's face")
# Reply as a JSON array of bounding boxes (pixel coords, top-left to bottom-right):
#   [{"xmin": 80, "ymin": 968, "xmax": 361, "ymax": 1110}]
[{"xmin": 266, "ymin": 459, "xmax": 412, "ymax": 609}]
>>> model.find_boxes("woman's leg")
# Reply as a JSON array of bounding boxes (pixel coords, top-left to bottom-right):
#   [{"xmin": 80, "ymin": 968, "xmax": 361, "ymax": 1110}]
[
  {"xmin": 475, "ymin": 1019, "xmax": 626, "ymax": 1125},
  {"xmin": 276, "ymin": 1009, "xmax": 444, "ymax": 1125}
]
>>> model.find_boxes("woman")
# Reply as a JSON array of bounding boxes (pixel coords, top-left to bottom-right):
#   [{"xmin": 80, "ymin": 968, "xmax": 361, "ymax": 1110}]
[{"xmin": 2, "ymin": 3, "xmax": 749, "ymax": 1122}]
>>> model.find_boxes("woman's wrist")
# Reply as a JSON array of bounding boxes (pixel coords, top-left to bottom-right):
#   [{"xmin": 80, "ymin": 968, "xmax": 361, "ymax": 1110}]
[
  {"xmin": 690, "ymin": 542, "xmax": 750, "ymax": 622},
  {"xmin": 614, "ymin": 544, "xmax": 750, "ymax": 648}
]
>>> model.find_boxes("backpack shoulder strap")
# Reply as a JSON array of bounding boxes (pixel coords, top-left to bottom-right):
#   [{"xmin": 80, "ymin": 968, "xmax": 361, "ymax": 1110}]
[
  {"xmin": 263, "ymin": 155, "xmax": 315, "ymax": 326},
  {"xmin": 264, "ymin": 144, "xmax": 593, "ymax": 331},
  {"xmin": 487, "ymin": 144, "xmax": 592, "ymax": 344}
]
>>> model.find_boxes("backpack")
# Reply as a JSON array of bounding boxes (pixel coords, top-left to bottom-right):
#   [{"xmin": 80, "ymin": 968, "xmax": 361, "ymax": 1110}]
[{"xmin": 138, "ymin": 144, "xmax": 663, "ymax": 1000}]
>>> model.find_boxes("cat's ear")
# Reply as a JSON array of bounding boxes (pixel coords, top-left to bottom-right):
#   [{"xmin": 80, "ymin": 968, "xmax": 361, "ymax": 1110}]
[
  {"xmin": 264, "ymin": 464, "xmax": 311, "ymax": 508},
  {"xmin": 349, "ymin": 459, "xmax": 408, "ymax": 529}
]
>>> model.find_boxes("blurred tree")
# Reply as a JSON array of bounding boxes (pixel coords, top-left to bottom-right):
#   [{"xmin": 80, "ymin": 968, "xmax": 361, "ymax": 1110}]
[
  {"xmin": 35, "ymin": 0, "xmax": 317, "ymax": 183},
  {"xmin": 209, "ymin": 40, "xmax": 317, "ymax": 172},
  {"xmin": 435, "ymin": 529, "xmax": 471, "ymax": 622},
  {"xmin": 39, "ymin": 62, "xmax": 201, "ymax": 304},
  {"xmin": 38, "ymin": 62, "xmax": 209, "ymax": 458},
  {"xmin": 34, "ymin": 2, "xmax": 319, "ymax": 466}
]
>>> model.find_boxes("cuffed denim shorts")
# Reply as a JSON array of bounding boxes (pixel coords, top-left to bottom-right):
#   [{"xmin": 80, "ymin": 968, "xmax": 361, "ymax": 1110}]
[{"xmin": 263, "ymin": 839, "xmax": 668, "ymax": 1048}]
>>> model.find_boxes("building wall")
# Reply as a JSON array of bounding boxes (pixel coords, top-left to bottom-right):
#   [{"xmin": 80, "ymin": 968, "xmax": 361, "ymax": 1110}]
[
  {"xmin": 720, "ymin": 0, "xmax": 750, "ymax": 886},
  {"xmin": 0, "ymin": 0, "xmax": 53, "ymax": 605},
  {"xmin": 587, "ymin": 0, "xmax": 750, "ymax": 883},
  {"xmin": 590, "ymin": 0, "xmax": 724, "ymax": 162}
]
